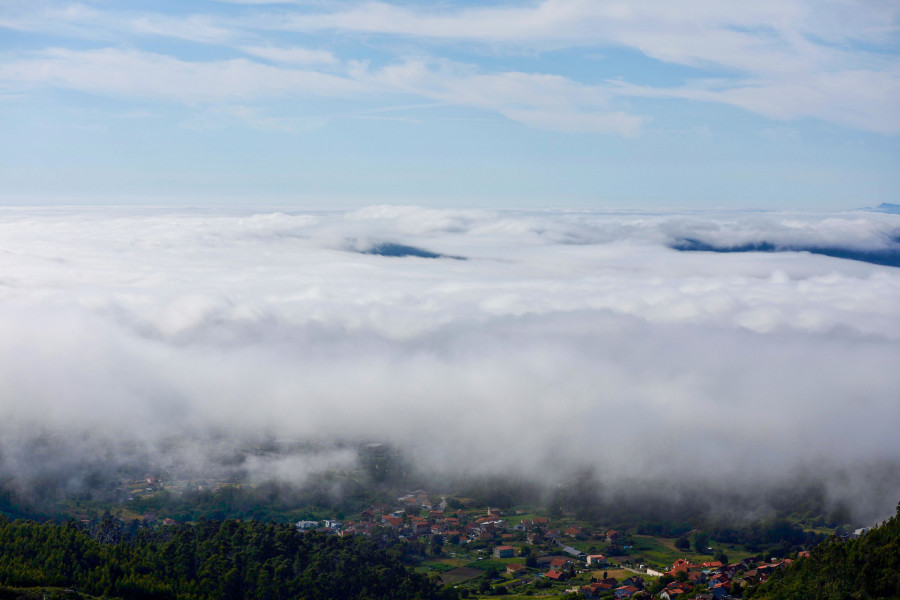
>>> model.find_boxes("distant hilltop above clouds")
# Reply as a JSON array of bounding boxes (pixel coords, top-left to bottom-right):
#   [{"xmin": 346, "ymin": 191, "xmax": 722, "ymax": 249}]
[{"xmin": 866, "ymin": 203, "xmax": 900, "ymax": 214}]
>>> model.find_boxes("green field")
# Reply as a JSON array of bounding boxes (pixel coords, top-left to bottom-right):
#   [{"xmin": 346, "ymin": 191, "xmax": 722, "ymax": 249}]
[
  {"xmin": 629, "ymin": 535, "xmax": 754, "ymax": 569},
  {"xmin": 436, "ymin": 567, "xmax": 482, "ymax": 585},
  {"xmin": 465, "ymin": 559, "xmax": 511, "ymax": 572},
  {"xmin": 559, "ymin": 538, "xmax": 605, "ymax": 553},
  {"xmin": 414, "ymin": 561, "xmax": 457, "ymax": 574},
  {"xmin": 501, "ymin": 512, "xmax": 540, "ymax": 526},
  {"xmin": 587, "ymin": 567, "xmax": 646, "ymax": 581}
]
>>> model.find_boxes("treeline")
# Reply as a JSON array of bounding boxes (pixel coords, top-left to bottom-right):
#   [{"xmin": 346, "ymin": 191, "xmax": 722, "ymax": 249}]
[
  {"xmin": 749, "ymin": 503, "xmax": 900, "ymax": 600},
  {"xmin": 125, "ymin": 480, "xmax": 372, "ymax": 524},
  {"xmin": 0, "ymin": 517, "xmax": 456, "ymax": 600},
  {"xmin": 0, "ymin": 486, "xmax": 46, "ymax": 523},
  {"xmin": 704, "ymin": 519, "xmax": 827, "ymax": 555}
]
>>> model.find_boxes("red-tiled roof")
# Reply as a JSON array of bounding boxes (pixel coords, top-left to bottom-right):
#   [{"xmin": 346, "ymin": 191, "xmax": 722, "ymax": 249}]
[{"xmin": 545, "ymin": 569, "xmax": 565, "ymax": 580}]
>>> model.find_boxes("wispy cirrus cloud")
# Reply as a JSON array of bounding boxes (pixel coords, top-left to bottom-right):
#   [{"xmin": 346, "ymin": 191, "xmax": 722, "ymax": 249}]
[
  {"xmin": 0, "ymin": 2, "xmax": 239, "ymax": 44},
  {"xmin": 1, "ymin": 0, "xmax": 897, "ymax": 135},
  {"xmin": 373, "ymin": 59, "xmax": 643, "ymax": 135},
  {"xmin": 0, "ymin": 48, "xmax": 640, "ymax": 134},
  {"xmin": 0, "ymin": 47, "xmax": 367, "ymax": 102},
  {"xmin": 273, "ymin": 0, "xmax": 900, "ymax": 133},
  {"xmin": 608, "ymin": 69, "xmax": 900, "ymax": 134},
  {"xmin": 275, "ymin": 1, "xmax": 897, "ymax": 67},
  {"xmin": 240, "ymin": 45, "xmax": 338, "ymax": 65}
]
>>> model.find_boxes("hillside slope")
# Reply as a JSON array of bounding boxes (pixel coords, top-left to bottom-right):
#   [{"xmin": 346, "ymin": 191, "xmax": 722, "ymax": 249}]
[{"xmin": 751, "ymin": 503, "xmax": 900, "ymax": 600}]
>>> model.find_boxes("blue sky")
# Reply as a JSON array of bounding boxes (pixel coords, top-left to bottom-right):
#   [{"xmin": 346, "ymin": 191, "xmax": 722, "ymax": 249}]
[{"xmin": 1, "ymin": 0, "xmax": 898, "ymax": 209}]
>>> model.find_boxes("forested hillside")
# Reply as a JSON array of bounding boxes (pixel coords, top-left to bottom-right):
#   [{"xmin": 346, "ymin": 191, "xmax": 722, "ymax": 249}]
[
  {"xmin": 750, "ymin": 503, "xmax": 900, "ymax": 600},
  {"xmin": 0, "ymin": 517, "xmax": 454, "ymax": 600}
]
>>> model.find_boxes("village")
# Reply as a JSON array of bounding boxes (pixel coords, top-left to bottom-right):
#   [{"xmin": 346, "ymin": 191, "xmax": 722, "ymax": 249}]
[
  {"xmin": 57, "ymin": 451, "xmax": 845, "ymax": 600},
  {"xmin": 288, "ymin": 489, "xmax": 806, "ymax": 599},
  {"xmin": 44, "ymin": 457, "xmax": 875, "ymax": 600}
]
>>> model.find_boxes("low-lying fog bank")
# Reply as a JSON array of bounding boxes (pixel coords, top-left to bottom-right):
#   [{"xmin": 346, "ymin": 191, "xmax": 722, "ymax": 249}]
[{"xmin": 1, "ymin": 206, "xmax": 899, "ymax": 524}]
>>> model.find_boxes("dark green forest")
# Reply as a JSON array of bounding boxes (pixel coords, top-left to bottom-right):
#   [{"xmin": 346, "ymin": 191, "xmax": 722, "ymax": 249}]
[
  {"xmin": 0, "ymin": 517, "xmax": 454, "ymax": 600},
  {"xmin": 749, "ymin": 503, "xmax": 900, "ymax": 600}
]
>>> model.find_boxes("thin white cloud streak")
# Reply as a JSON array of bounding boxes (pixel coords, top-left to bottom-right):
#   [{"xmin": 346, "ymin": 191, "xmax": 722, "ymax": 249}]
[
  {"xmin": 0, "ymin": 49, "xmax": 638, "ymax": 133},
  {"xmin": 0, "ymin": 48, "xmax": 367, "ymax": 103},
  {"xmin": 373, "ymin": 60, "xmax": 642, "ymax": 135},
  {"xmin": 607, "ymin": 71, "xmax": 900, "ymax": 134},
  {"xmin": 241, "ymin": 45, "xmax": 339, "ymax": 65},
  {"xmin": 126, "ymin": 14, "xmax": 238, "ymax": 45},
  {"xmin": 0, "ymin": 1, "xmax": 246, "ymax": 45},
  {"xmin": 1, "ymin": 207, "xmax": 899, "ymax": 517}
]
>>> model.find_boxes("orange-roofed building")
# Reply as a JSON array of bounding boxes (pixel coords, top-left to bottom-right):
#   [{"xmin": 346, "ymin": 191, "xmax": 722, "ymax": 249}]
[{"xmin": 545, "ymin": 569, "xmax": 566, "ymax": 581}]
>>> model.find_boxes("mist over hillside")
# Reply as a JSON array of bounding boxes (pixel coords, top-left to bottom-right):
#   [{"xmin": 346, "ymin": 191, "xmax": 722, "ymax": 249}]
[{"xmin": 1, "ymin": 206, "xmax": 899, "ymax": 524}]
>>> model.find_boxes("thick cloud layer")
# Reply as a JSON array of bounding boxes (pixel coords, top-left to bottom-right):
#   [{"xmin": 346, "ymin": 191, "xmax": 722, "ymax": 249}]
[{"xmin": 1, "ymin": 206, "xmax": 899, "ymax": 521}]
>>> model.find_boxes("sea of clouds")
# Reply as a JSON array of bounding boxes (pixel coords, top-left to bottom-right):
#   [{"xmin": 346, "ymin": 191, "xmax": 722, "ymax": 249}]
[{"xmin": 1, "ymin": 205, "xmax": 899, "ymax": 521}]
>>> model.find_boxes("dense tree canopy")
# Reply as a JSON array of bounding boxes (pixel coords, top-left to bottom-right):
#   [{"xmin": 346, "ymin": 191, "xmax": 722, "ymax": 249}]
[
  {"xmin": 0, "ymin": 517, "xmax": 454, "ymax": 600},
  {"xmin": 751, "ymin": 503, "xmax": 900, "ymax": 600}
]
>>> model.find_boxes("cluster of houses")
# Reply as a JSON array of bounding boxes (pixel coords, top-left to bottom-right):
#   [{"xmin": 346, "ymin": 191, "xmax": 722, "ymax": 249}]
[
  {"xmin": 295, "ymin": 490, "xmax": 463, "ymax": 541},
  {"xmin": 655, "ymin": 556, "xmax": 794, "ymax": 599},
  {"xmin": 295, "ymin": 491, "xmax": 534, "ymax": 545},
  {"xmin": 578, "ymin": 575, "xmax": 645, "ymax": 598},
  {"xmin": 289, "ymin": 488, "xmax": 806, "ymax": 599},
  {"xmin": 296, "ymin": 496, "xmax": 631, "ymax": 561}
]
